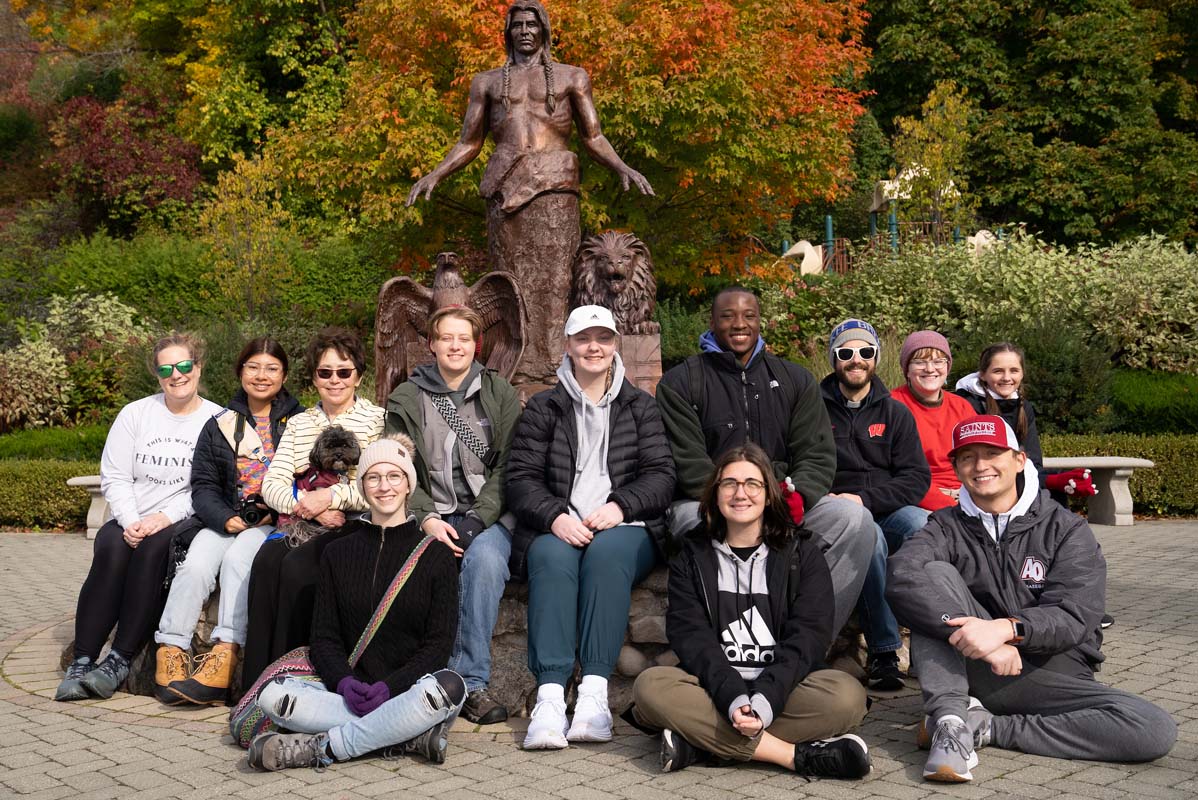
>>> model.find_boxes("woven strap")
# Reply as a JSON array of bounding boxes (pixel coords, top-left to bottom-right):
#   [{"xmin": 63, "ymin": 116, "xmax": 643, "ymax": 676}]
[
  {"xmin": 347, "ymin": 534, "xmax": 435, "ymax": 666},
  {"xmin": 429, "ymin": 392, "xmax": 496, "ymax": 468}
]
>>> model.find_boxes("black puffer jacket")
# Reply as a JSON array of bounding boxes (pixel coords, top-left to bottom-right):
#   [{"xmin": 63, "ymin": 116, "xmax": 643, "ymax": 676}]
[
  {"xmin": 505, "ymin": 379, "xmax": 676, "ymax": 580},
  {"xmin": 190, "ymin": 389, "xmax": 304, "ymax": 532}
]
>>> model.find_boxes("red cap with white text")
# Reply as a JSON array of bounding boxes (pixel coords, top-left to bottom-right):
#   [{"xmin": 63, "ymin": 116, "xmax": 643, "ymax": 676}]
[{"xmin": 948, "ymin": 415, "xmax": 1022, "ymax": 458}]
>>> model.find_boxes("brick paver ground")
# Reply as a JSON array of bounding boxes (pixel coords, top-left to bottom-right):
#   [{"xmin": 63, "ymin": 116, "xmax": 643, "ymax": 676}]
[{"xmin": 2, "ymin": 522, "xmax": 1196, "ymax": 799}]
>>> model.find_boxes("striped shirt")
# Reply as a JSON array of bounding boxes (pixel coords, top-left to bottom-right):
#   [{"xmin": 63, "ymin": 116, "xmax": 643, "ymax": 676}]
[{"xmin": 261, "ymin": 396, "xmax": 384, "ymax": 514}]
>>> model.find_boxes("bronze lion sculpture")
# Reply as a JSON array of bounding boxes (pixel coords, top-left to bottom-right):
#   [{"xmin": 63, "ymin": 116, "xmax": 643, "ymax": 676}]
[{"xmin": 569, "ymin": 230, "xmax": 659, "ymax": 335}]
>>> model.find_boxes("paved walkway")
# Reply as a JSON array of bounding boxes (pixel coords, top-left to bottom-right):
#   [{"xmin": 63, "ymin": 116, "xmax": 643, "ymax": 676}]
[{"xmin": 2, "ymin": 522, "xmax": 1196, "ymax": 799}]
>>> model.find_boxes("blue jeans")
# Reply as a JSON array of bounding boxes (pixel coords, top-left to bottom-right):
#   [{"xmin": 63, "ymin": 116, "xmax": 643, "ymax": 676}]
[
  {"xmin": 258, "ymin": 673, "xmax": 464, "ymax": 761},
  {"xmin": 445, "ymin": 516, "xmax": 511, "ymax": 693},
  {"xmin": 857, "ymin": 505, "xmax": 930, "ymax": 655}
]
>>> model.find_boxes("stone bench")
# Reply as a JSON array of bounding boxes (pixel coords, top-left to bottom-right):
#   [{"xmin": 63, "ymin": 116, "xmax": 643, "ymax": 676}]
[
  {"xmin": 1043, "ymin": 456, "xmax": 1155, "ymax": 526},
  {"xmin": 66, "ymin": 475, "xmax": 107, "ymax": 540}
]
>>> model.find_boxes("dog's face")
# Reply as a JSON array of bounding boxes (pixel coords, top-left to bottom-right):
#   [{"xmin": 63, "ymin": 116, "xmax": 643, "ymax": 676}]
[{"xmin": 309, "ymin": 426, "xmax": 362, "ymax": 473}]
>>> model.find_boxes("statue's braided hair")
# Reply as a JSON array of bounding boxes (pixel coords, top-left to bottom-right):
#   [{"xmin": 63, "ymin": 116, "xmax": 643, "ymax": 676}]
[{"xmin": 501, "ymin": 0, "xmax": 556, "ymax": 114}]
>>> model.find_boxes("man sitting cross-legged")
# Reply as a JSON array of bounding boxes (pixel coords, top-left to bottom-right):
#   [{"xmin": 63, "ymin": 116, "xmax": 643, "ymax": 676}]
[{"xmin": 887, "ymin": 415, "xmax": 1176, "ymax": 782}]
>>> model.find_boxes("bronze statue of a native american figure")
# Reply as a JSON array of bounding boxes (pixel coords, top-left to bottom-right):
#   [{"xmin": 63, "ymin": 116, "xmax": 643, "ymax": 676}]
[{"xmin": 405, "ymin": 0, "xmax": 653, "ymax": 387}]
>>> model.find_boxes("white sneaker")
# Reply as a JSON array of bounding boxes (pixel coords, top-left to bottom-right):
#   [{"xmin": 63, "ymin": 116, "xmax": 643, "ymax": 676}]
[
  {"xmin": 523, "ymin": 698, "xmax": 568, "ymax": 750},
  {"xmin": 566, "ymin": 691, "xmax": 613, "ymax": 743}
]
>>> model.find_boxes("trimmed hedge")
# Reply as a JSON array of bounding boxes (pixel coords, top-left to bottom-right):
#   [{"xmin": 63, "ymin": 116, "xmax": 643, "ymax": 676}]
[
  {"xmin": 1042, "ymin": 434, "xmax": 1198, "ymax": 516},
  {"xmin": 0, "ymin": 459, "xmax": 98, "ymax": 531},
  {"xmin": 0, "ymin": 425, "xmax": 107, "ymax": 461},
  {"xmin": 1111, "ymin": 370, "xmax": 1198, "ymax": 435}
]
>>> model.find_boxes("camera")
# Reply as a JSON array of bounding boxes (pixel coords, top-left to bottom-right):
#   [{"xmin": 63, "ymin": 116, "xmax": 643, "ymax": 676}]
[{"xmin": 236, "ymin": 494, "xmax": 272, "ymax": 526}]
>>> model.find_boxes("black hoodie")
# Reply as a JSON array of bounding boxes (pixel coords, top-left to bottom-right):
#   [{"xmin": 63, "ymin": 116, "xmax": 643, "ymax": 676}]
[{"xmin": 820, "ymin": 373, "xmax": 930, "ymax": 517}]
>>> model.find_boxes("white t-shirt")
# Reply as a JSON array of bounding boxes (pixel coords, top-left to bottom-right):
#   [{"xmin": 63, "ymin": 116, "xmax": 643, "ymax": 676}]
[{"xmin": 100, "ymin": 393, "xmax": 221, "ymax": 527}]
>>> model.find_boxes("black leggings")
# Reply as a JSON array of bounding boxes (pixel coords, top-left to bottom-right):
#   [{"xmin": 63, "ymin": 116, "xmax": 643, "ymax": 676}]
[
  {"xmin": 242, "ymin": 527, "xmax": 352, "ymax": 686},
  {"xmin": 73, "ymin": 519, "xmax": 176, "ymax": 661}
]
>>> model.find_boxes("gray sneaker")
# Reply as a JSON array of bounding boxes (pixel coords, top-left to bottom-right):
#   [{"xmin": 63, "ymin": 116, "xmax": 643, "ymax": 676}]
[
  {"xmin": 395, "ymin": 719, "xmax": 450, "ymax": 764},
  {"xmin": 55, "ymin": 656, "xmax": 93, "ymax": 701},
  {"xmin": 923, "ymin": 717, "xmax": 978, "ymax": 782},
  {"xmin": 248, "ymin": 731, "xmax": 334, "ymax": 771},
  {"xmin": 917, "ymin": 697, "xmax": 993, "ymax": 751},
  {"xmin": 78, "ymin": 652, "xmax": 130, "ymax": 699}
]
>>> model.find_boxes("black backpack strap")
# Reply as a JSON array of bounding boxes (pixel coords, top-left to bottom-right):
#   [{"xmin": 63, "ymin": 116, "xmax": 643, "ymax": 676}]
[{"xmin": 685, "ymin": 354, "xmax": 705, "ymax": 413}]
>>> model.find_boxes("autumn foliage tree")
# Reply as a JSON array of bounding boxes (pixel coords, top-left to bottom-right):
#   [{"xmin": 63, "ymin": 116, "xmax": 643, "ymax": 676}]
[{"xmin": 269, "ymin": 0, "xmax": 870, "ymax": 286}]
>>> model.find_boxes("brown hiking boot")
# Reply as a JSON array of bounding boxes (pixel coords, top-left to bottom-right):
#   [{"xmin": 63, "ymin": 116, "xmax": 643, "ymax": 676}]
[
  {"xmin": 168, "ymin": 642, "xmax": 237, "ymax": 705},
  {"xmin": 461, "ymin": 687, "xmax": 508, "ymax": 725},
  {"xmin": 154, "ymin": 646, "xmax": 190, "ymax": 705}
]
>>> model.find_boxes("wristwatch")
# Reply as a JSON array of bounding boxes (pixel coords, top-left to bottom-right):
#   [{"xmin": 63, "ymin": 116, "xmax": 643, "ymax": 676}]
[{"xmin": 1007, "ymin": 617, "xmax": 1026, "ymax": 644}]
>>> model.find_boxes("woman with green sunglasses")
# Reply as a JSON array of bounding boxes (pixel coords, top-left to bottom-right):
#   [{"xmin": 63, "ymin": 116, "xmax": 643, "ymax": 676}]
[{"xmin": 57, "ymin": 332, "xmax": 221, "ymax": 702}]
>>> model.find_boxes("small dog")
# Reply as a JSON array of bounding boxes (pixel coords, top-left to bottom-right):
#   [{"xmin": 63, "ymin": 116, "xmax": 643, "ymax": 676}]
[{"xmin": 277, "ymin": 426, "xmax": 361, "ymax": 547}]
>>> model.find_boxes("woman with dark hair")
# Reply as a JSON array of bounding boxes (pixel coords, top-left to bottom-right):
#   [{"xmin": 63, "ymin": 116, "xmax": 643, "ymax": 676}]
[
  {"xmin": 628, "ymin": 443, "xmax": 871, "ymax": 779},
  {"xmin": 57, "ymin": 333, "xmax": 221, "ymax": 701},
  {"xmin": 242, "ymin": 327, "xmax": 385, "ymax": 686},
  {"xmin": 506, "ymin": 306, "xmax": 675, "ymax": 750},
  {"xmin": 151, "ymin": 337, "xmax": 304, "ymax": 705}
]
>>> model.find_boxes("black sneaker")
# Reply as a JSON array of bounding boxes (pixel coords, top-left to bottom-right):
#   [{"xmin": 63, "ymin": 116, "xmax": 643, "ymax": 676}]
[
  {"xmin": 866, "ymin": 652, "xmax": 905, "ymax": 691},
  {"xmin": 461, "ymin": 688, "xmax": 508, "ymax": 725},
  {"xmin": 1100, "ymin": 614, "xmax": 1114, "ymax": 629},
  {"xmin": 661, "ymin": 729, "xmax": 708, "ymax": 772},
  {"xmin": 793, "ymin": 734, "xmax": 871, "ymax": 780}
]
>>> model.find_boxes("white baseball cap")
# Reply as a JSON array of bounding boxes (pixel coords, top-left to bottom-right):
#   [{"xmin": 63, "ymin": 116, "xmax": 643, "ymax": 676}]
[{"xmin": 564, "ymin": 305, "xmax": 619, "ymax": 336}]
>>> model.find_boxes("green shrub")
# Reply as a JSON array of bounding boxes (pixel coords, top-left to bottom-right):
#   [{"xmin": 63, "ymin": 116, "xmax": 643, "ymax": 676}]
[
  {"xmin": 0, "ymin": 104, "xmax": 38, "ymax": 156},
  {"xmin": 657, "ymin": 297, "xmax": 710, "ymax": 370},
  {"xmin": 1042, "ymin": 433, "xmax": 1198, "ymax": 516},
  {"xmin": 759, "ymin": 233, "xmax": 1198, "ymax": 375},
  {"xmin": 1111, "ymin": 370, "xmax": 1198, "ymax": 435},
  {"xmin": 0, "ymin": 459, "xmax": 98, "ymax": 531},
  {"xmin": 0, "ymin": 339, "xmax": 71, "ymax": 433},
  {"xmin": 0, "ymin": 426, "xmax": 107, "ymax": 461}
]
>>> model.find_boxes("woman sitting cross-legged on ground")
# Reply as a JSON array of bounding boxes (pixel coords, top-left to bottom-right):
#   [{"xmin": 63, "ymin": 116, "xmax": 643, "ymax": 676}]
[
  {"xmin": 152, "ymin": 336, "xmax": 304, "ymax": 705},
  {"xmin": 506, "ymin": 305, "xmax": 676, "ymax": 750},
  {"xmin": 248, "ymin": 436, "xmax": 465, "ymax": 771},
  {"xmin": 628, "ymin": 443, "xmax": 872, "ymax": 780},
  {"xmin": 57, "ymin": 333, "xmax": 221, "ymax": 701}
]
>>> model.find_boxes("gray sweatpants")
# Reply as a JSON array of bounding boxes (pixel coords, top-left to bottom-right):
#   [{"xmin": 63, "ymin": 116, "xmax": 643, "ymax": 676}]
[
  {"xmin": 912, "ymin": 561, "xmax": 1176, "ymax": 762},
  {"xmin": 668, "ymin": 495, "xmax": 874, "ymax": 634}
]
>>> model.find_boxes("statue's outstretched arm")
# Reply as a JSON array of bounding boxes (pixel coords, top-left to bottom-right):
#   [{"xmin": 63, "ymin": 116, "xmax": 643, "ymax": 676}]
[
  {"xmin": 572, "ymin": 71, "xmax": 654, "ymax": 196},
  {"xmin": 407, "ymin": 76, "xmax": 491, "ymax": 206}
]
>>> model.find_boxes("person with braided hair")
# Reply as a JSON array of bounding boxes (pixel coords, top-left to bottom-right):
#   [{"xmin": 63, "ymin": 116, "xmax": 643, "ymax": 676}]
[{"xmin": 406, "ymin": 0, "xmax": 653, "ymax": 386}]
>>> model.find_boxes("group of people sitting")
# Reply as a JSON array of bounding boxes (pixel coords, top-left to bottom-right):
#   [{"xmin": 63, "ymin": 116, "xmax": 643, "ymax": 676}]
[{"xmin": 54, "ymin": 287, "xmax": 1177, "ymax": 783}]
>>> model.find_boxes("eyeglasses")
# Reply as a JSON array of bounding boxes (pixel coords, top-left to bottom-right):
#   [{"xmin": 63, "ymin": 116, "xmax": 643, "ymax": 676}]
[
  {"xmin": 910, "ymin": 358, "xmax": 949, "ymax": 370},
  {"xmin": 156, "ymin": 360, "xmax": 195, "ymax": 379},
  {"xmin": 243, "ymin": 363, "xmax": 283, "ymax": 377},
  {"xmin": 717, "ymin": 478, "xmax": 765, "ymax": 497},
  {"xmin": 315, "ymin": 367, "xmax": 356, "ymax": 380},
  {"xmin": 834, "ymin": 346, "xmax": 877, "ymax": 362},
  {"xmin": 363, "ymin": 471, "xmax": 408, "ymax": 489}
]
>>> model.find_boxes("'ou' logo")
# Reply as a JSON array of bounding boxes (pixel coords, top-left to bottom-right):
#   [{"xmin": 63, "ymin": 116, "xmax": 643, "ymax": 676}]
[
  {"xmin": 1020, "ymin": 556, "xmax": 1047, "ymax": 583},
  {"xmin": 868, "ymin": 423, "xmax": 886, "ymax": 438}
]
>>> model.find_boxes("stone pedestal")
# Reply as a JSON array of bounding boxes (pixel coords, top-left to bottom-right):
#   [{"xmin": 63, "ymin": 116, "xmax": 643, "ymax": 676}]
[{"xmin": 618, "ymin": 334, "xmax": 662, "ymax": 396}]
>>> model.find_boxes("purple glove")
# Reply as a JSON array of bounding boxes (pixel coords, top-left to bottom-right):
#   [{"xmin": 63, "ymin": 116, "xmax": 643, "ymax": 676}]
[
  {"xmin": 351, "ymin": 681, "xmax": 390, "ymax": 716},
  {"xmin": 337, "ymin": 675, "xmax": 370, "ymax": 709}
]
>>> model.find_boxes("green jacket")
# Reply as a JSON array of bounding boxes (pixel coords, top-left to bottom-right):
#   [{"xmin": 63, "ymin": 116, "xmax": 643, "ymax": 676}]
[{"xmin": 385, "ymin": 367, "xmax": 521, "ymax": 527}]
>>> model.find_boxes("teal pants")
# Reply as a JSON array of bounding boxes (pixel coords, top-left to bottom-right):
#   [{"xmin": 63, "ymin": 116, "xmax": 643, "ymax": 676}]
[{"xmin": 526, "ymin": 524, "xmax": 657, "ymax": 686}]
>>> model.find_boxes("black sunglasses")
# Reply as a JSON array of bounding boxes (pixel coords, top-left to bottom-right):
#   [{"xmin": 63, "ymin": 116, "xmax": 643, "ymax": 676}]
[
  {"xmin": 834, "ymin": 346, "xmax": 877, "ymax": 362},
  {"xmin": 315, "ymin": 367, "xmax": 356, "ymax": 380}
]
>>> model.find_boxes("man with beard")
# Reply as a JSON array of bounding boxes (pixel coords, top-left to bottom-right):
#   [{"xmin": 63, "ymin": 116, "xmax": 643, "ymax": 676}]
[
  {"xmin": 656, "ymin": 289, "xmax": 875, "ymax": 639},
  {"xmin": 821, "ymin": 319, "xmax": 930, "ymax": 690}
]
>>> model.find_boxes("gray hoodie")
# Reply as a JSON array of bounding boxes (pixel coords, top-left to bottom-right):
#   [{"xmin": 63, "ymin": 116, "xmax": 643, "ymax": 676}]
[{"xmin": 555, "ymin": 351, "xmax": 628, "ymax": 521}]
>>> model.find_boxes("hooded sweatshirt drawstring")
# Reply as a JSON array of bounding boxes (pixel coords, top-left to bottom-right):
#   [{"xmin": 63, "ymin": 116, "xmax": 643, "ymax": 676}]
[{"xmin": 557, "ymin": 352, "xmax": 627, "ymax": 520}]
